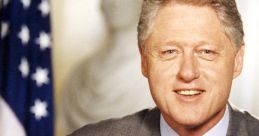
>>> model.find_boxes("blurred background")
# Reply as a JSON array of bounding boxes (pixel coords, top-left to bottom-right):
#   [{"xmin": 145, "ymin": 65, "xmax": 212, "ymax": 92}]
[
  {"xmin": 1, "ymin": 0, "xmax": 259, "ymax": 136},
  {"xmin": 53, "ymin": 0, "xmax": 259, "ymax": 135}
]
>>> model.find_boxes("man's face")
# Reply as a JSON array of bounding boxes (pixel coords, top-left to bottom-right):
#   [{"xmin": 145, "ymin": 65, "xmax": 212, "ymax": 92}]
[{"xmin": 140, "ymin": 3, "xmax": 244, "ymax": 129}]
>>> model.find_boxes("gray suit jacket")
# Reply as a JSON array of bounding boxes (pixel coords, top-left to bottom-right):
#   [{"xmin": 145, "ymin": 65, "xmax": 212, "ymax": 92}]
[{"xmin": 69, "ymin": 105, "xmax": 259, "ymax": 136}]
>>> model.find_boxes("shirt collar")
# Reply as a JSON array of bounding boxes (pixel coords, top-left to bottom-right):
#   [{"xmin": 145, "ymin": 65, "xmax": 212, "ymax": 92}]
[{"xmin": 160, "ymin": 106, "xmax": 229, "ymax": 136}]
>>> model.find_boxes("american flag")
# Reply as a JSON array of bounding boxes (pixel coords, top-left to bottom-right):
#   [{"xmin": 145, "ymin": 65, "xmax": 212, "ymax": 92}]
[{"xmin": 0, "ymin": 0, "xmax": 54, "ymax": 135}]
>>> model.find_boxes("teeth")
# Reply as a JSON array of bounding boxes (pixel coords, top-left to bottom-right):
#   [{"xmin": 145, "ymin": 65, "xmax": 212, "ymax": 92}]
[{"xmin": 176, "ymin": 90, "xmax": 203, "ymax": 96}]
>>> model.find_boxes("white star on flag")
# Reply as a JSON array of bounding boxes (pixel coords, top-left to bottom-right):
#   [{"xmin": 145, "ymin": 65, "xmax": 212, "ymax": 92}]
[
  {"xmin": 1, "ymin": 0, "xmax": 54, "ymax": 133},
  {"xmin": 1, "ymin": 22, "xmax": 9, "ymax": 38},
  {"xmin": 30, "ymin": 99, "xmax": 48, "ymax": 120},
  {"xmin": 38, "ymin": 0, "xmax": 50, "ymax": 16},
  {"xmin": 20, "ymin": 0, "xmax": 31, "ymax": 9},
  {"xmin": 19, "ymin": 58, "xmax": 30, "ymax": 78},
  {"xmin": 18, "ymin": 25, "xmax": 30, "ymax": 45},
  {"xmin": 36, "ymin": 31, "xmax": 51, "ymax": 50},
  {"xmin": 32, "ymin": 67, "xmax": 49, "ymax": 87}
]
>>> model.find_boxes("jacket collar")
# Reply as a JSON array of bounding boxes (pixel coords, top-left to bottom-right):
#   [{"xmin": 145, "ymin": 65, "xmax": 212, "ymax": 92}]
[
  {"xmin": 226, "ymin": 103, "xmax": 249, "ymax": 136},
  {"xmin": 143, "ymin": 104, "xmax": 247, "ymax": 136}
]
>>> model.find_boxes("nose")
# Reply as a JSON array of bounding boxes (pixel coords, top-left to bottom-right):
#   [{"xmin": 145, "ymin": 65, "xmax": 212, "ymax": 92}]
[{"xmin": 177, "ymin": 54, "xmax": 200, "ymax": 82}]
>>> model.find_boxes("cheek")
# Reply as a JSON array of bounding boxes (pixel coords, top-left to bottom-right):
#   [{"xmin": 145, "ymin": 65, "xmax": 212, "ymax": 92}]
[
  {"xmin": 200, "ymin": 59, "xmax": 234, "ymax": 100},
  {"xmin": 147, "ymin": 60, "xmax": 179, "ymax": 106},
  {"xmin": 200, "ymin": 57, "xmax": 235, "ymax": 83},
  {"xmin": 148, "ymin": 61, "xmax": 178, "ymax": 88}
]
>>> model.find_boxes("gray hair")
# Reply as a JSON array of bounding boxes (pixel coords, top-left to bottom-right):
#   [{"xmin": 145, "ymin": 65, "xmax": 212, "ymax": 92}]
[{"xmin": 137, "ymin": 0, "xmax": 244, "ymax": 51}]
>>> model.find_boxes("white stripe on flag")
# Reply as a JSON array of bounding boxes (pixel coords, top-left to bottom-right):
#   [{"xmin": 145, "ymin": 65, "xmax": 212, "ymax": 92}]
[{"xmin": 0, "ymin": 96, "xmax": 26, "ymax": 136}]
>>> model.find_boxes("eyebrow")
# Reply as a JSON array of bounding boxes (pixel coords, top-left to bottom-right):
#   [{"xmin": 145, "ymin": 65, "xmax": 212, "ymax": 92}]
[{"xmin": 154, "ymin": 40, "xmax": 215, "ymax": 48}]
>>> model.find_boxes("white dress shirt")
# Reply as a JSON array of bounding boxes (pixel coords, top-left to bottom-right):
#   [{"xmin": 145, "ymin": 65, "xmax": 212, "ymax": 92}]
[{"xmin": 160, "ymin": 107, "xmax": 229, "ymax": 136}]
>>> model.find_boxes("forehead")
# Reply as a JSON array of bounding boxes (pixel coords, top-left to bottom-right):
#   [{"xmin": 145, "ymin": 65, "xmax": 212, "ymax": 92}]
[{"xmin": 148, "ymin": 3, "xmax": 228, "ymax": 46}]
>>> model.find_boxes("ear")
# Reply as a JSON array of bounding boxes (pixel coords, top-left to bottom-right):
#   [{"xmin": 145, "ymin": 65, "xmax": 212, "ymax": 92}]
[
  {"xmin": 138, "ymin": 46, "xmax": 148, "ymax": 78},
  {"xmin": 233, "ymin": 45, "xmax": 245, "ymax": 78}
]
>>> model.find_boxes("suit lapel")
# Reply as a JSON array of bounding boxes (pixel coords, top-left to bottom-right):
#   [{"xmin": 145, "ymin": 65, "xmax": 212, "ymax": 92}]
[
  {"xmin": 226, "ymin": 104, "xmax": 249, "ymax": 136},
  {"xmin": 137, "ymin": 108, "xmax": 161, "ymax": 136},
  {"xmin": 139, "ymin": 104, "xmax": 251, "ymax": 136}
]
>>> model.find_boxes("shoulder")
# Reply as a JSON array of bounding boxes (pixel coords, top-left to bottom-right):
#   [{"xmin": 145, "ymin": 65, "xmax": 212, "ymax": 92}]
[
  {"xmin": 68, "ymin": 108, "xmax": 160, "ymax": 136},
  {"xmin": 228, "ymin": 104, "xmax": 259, "ymax": 135}
]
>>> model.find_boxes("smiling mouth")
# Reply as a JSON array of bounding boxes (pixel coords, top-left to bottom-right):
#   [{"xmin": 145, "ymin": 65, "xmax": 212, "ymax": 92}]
[{"xmin": 174, "ymin": 89, "xmax": 205, "ymax": 96}]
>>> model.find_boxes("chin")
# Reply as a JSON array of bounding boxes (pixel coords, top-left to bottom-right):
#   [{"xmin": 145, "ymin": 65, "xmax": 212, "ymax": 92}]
[
  {"xmin": 175, "ymin": 117, "xmax": 206, "ymax": 128},
  {"xmin": 168, "ymin": 110, "xmax": 209, "ymax": 129}
]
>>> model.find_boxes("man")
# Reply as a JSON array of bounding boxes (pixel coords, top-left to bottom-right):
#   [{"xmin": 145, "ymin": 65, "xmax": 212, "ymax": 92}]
[{"xmin": 70, "ymin": 0, "xmax": 259, "ymax": 135}]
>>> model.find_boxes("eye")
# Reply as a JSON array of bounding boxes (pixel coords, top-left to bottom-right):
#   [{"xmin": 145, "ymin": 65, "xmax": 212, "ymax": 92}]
[
  {"xmin": 159, "ymin": 49, "xmax": 179, "ymax": 60},
  {"xmin": 201, "ymin": 49, "xmax": 215, "ymax": 54},
  {"xmin": 198, "ymin": 49, "xmax": 217, "ymax": 61},
  {"xmin": 162, "ymin": 49, "xmax": 177, "ymax": 55}
]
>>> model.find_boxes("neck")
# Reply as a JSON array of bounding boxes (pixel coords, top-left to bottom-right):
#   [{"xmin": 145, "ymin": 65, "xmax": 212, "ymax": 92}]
[{"xmin": 163, "ymin": 106, "xmax": 226, "ymax": 136}]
